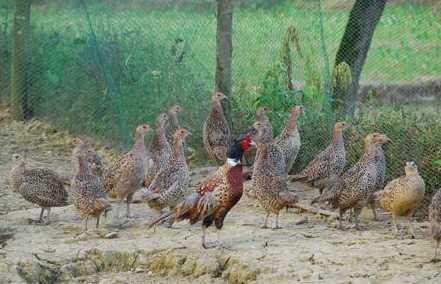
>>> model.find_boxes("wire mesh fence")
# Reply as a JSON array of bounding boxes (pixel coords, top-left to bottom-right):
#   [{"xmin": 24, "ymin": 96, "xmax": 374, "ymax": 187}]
[{"xmin": 1, "ymin": 0, "xmax": 441, "ymax": 213}]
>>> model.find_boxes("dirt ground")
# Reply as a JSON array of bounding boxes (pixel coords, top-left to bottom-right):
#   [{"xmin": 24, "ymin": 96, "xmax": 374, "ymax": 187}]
[{"xmin": 1, "ymin": 108, "xmax": 440, "ymax": 284}]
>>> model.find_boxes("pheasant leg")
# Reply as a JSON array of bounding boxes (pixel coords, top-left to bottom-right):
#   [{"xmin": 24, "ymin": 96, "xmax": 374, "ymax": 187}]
[
  {"xmin": 96, "ymin": 215, "xmax": 100, "ymax": 229},
  {"xmin": 273, "ymin": 213, "xmax": 281, "ymax": 229},
  {"xmin": 261, "ymin": 213, "xmax": 270, "ymax": 229},
  {"xmin": 216, "ymin": 229, "xmax": 231, "ymax": 249},
  {"xmin": 126, "ymin": 194, "xmax": 135, "ymax": 218},
  {"xmin": 392, "ymin": 214, "xmax": 399, "ymax": 236},
  {"xmin": 38, "ymin": 208, "xmax": 45, "ymax": 223},
  {"xmin": 370, "ymin": 200, "xmax": 377, "ymax": 221},
  {"xmin": 434, "ymin": 240, "xmax": 440, "ymax": 261},
  {"xmin": 338, "ymin": 209, "xmax": 344, "ymax": 230},
  {"xmin": 84, "ymin": 217, "xmax": 89, "ymax": 232},
  {"xmin": 45, "ymin": 208, "xmax": 51, "ymax": 224},
  {"xmin": 201, "ymin": 226, "xmax": 210, "ymax": 249},
  {"xmin": 407, "ymin": 214, "xmax": 415, "ymax": 239},
  {"xmin": 353, "ymin": 207, "xmax": 362, "ymax": 230}
]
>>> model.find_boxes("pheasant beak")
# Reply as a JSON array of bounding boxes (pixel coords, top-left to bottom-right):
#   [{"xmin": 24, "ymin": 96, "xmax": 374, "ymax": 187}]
[{"xmin": 250, "ymin": 140, "xmax": 257, "ymax": 147}]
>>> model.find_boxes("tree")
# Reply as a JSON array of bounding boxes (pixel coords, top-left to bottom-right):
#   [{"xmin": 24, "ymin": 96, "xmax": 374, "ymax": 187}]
[
  {"xmin": 215, "ymin": 0, "xmax": 233, "ymax": 123},
  {"xmin": 333, "ymin": 0, "xmax": 387, "ymax": 118},
  {"xmin": 11, "ymin": 0, "xmax": 32, "ymax": 120}
]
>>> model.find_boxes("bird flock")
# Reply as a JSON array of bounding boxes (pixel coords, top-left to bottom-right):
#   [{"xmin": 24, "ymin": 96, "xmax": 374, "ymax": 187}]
[{"xmin": 7, "ymin": 92, "xmax": 441, "ymax": 260}]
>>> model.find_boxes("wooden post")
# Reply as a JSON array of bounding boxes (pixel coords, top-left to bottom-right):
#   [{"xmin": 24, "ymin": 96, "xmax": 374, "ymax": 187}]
[
  {"xmin": 10, "ymin": 0, "xmax": 31, "ymax": 120},
  {"xmin": 215, "ymin": 0, "xmax": 233, "ymax": 124}
]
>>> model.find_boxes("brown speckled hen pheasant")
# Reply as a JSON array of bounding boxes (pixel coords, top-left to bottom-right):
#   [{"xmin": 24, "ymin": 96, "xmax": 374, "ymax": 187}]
[
  {"xmin": 374, "ymin": 161, "xmax": 425, "ymax": 238},
  {"xmin": 243, "ymin": 107, "xmax": 271, "ymax": 166},
  {"xmin": 314, "ymin": 133, "xmax": 390, "ymax": 230},
  {"xmin": 144, "ymin": 113, "xmax": 172, "ymax": 188},
  {"xmin": 103, "ymin": 124, "xmax": 150, "ymax": 219},
  {"xmin": 290, "ymin": 122, "xmax": 348, "ymax": 194},
  {"xmin": 142, "ymin": 128, "xmax": 191, "ymax": 216},
  {"xmin": 149, "ymin": 135, "xmax": 255, "ymax": 249},
  {"xmin": 275, "ymin": 106, "xmax": 304, "ymax": 174},
  {"xmin": 8, "ymin": 154, "xmax": 69, "ymax": 224},
  {"xmin": 203, "ymin": 92, "xmax": 231, "ymax": 164},
  {"xmin": 430, "ymin": 188, "xmax": 441, "ymax": 261},
  {"xmin": 252, "ymin": 121, "xmax": 298, "ymax": 229},
  {"xmin": 71, "ymin": 138, "xmax": 104, "ymax": 177},
  {"xmin": 166, "ymin": 105, "xmax": 182, "ymax": 145},
  {"xmin": 71, "ymin": 141, "xmax": 111, "ymax": 232}
]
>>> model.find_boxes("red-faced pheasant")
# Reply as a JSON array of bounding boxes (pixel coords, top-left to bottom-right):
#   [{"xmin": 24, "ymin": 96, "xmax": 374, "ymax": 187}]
[
  {"xmin": 314, "ymin": 133, "xmax": 390, "ymax": 230},
  {"xmin": 149, "ymin": 135, "xmax": 256, "ymax": 249},
  {"xmin": 274, "ymin": 106, "xmax": 304, "ymax": 174},
  {"xmin": 8, "ymin": 154, "xmax": 69, "ymax": 224},
  {"xmin": 144, "ymin": 113, "xmax": 172, "ymax": 188},
  {"xmin": 70, "ymin": 140, "xmax": 111, "ymax": 232},
  {"xmin": 252, "ymin": 121, "xmax": 298, "ymax": 229},
  {"xmin": 290, "ymin": 122, "xmax": 348, "ymax": 194},
  {"xmin": 142, "ymin": 129, "xmax": 191, "ymax": 216},
  {"xmin": 71, "ymin": 138, "xmax": 104, "ymax": 177},
  {"xmin": 375, "ymin": 161, "xmax": 425, "ymax": 238},
  {"xmin": 103, "ymin": 124, "xmax": 150, "ymax": 219},
  {"xmin": 430, "ymin": 188, "xmax": 441, "ymax": 261},
  {"xmin": 203, "ymin": 92, "xmax": 231, "ymax": 164}
]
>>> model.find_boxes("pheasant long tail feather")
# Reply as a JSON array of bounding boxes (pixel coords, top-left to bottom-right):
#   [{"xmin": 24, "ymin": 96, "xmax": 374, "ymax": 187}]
[
  {"xmin": 148, "ymin": 192, "xmax": 200, "ymax": 228},
  {"xmin": 148, "ymin": 211, "xmax": 175, "ymax": 228}
]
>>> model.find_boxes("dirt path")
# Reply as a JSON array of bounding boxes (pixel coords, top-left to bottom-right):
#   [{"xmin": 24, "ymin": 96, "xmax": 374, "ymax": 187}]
[{"xmin": 1, "ymin": 111, "xmax": 440, "ymax": 283}]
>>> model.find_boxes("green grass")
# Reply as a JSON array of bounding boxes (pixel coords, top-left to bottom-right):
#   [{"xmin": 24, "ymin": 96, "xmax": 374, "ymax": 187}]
[{"xmin": 26, "ymin": 2, "xmax": 441, "ymax": 86}]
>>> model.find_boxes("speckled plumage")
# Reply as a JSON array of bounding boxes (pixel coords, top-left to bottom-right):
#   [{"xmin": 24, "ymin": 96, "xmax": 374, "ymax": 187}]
[
  {"xmin": 144, "ymin": 113, "xmax": 172, "ymax": 188},
  {"xmin": 149, "ymin": 137, "xmax": 254, "ymax": 248},
  {"xmin": 8, "ymin": 154, "xmax": 69, "ymax": 223},
  {"xmin": 316, "ymin": 133, "xmax": 390, "ymax": 229},
  {"xmin": 242, "ymin": 107, "xmax": 271, "ymax": 166},
  {"xmin": 375, "ymin": 161, "xmax": 425, "ymax": 238},
  {"xmin": 71, "ymin": 138, "xmax": 104, "ymax": 177},
  {"xmin": 165, "ymin": 105, "xmax": 182, "ymax": 145},
  {"xmin": 274, "ymin": 106, "xmax": 304, "ymax": 174},
  {"xmin": 142, "ymin": 129, "xmax": 191, "ymax": 214},
  {"xmin": 290, "ymin": 122, "xmax": 347, "ymax": 194},
  {"xmin": 203, "ymin": 92, "xmax": 231, "ymax": 164},
  {"xmin": 430, "ymin": 189, "xmax": 441, "ymax": 260},
  {"xmin": 103, "ymin": 124, "xmax": 150, "ymax": 218},
  {"xmin": 71, "ymin": 141, "xmax": 111, "ymax": 231},
  {"xmin": 252, "ymin": 121, "xmax": 298, "ymax": 229}
]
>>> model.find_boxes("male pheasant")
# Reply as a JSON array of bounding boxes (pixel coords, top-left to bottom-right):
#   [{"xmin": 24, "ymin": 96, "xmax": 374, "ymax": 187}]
[{"xmin": 149, "ymin": 134, "xmax": 255, "ymax": 249}]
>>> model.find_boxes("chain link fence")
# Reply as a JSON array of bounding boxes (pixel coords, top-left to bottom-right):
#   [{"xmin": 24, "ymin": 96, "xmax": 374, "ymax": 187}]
[{"xmin": 1, "ymin": 0, "xmax": 441, "ymax": 214}]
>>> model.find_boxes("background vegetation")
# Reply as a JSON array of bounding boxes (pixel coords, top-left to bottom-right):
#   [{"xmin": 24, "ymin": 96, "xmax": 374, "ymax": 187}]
[{"xmin": 0, "ymin": 0, "xmax": 440, "ymax": 198}]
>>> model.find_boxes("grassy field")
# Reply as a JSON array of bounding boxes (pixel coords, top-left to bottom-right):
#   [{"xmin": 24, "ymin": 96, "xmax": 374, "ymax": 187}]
[{"xmin": 26, "ymin": 2, "xmax": 441, "ymax": 86}]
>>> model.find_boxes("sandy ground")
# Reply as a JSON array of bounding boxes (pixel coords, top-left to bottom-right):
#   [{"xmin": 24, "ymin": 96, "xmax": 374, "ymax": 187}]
[{"xmin": 1, "ymin": 109, "xmax": 441, "ymax": 283}]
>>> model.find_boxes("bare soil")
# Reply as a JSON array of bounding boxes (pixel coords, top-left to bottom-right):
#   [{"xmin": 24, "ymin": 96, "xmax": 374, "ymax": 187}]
[{"xmin": 1, "ymin": 108, "xmax": 440, "ymax": 284}]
